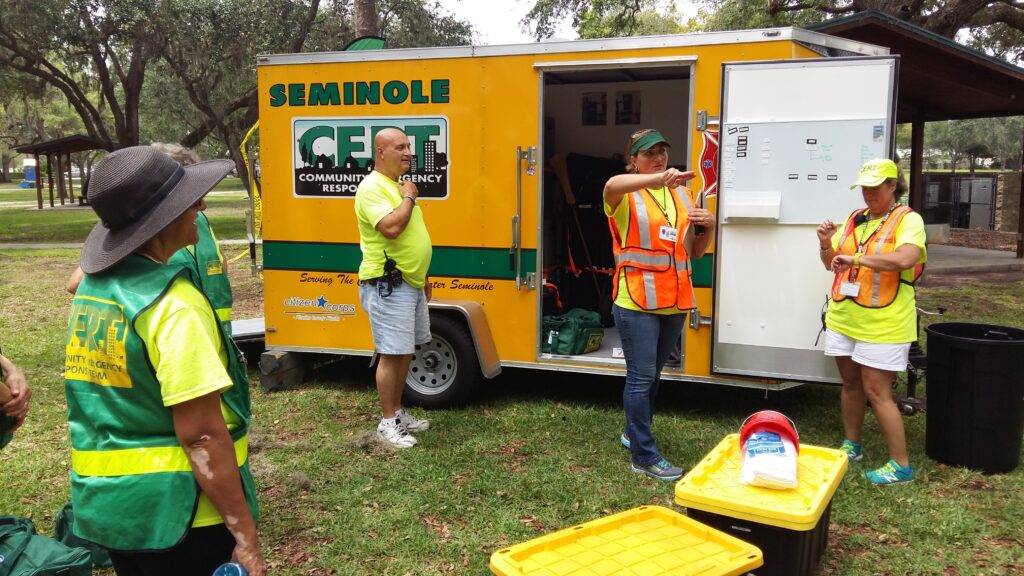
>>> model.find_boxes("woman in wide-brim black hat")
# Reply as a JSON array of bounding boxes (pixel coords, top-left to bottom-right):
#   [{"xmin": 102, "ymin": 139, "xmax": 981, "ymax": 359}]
[{"xmin": 64, "ymin": 146, "xmax": 266, "ymax": 576}]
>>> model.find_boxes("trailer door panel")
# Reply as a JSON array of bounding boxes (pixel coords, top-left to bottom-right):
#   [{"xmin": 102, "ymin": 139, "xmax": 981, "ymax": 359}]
[{"xmin": 713, "ymin": 57, "xmax": 898, "ymax": 383}]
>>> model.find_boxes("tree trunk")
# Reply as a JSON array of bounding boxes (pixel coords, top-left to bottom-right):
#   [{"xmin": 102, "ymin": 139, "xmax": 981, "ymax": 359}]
[{"xmin": 354, "ymin": 0, "xmax": 379, "ymax": 37}]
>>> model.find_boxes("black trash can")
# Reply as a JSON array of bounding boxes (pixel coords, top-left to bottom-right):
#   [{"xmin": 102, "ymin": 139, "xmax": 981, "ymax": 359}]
[{"xmin": 925, "ymin": 323, "xmax": 1024, "ymax": 474}]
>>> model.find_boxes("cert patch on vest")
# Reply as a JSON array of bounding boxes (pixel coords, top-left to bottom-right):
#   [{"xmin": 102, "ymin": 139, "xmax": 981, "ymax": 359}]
[
  {"xmin": 66, "ymin": 298, "xmax": 131, "ymax": 388},
  {"xmin": 206, "ymin": 260, "xmax": 224, "ymax": 276}
]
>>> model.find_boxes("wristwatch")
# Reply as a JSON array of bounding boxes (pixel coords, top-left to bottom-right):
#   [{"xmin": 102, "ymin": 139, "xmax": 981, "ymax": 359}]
[{"xmin": 403, "ymin": 195, "xmax": 416, "ymax": 206}]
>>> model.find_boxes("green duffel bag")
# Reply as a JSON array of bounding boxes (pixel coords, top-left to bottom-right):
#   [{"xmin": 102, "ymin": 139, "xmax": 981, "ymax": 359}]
[
  {"xmin": 54, "ymin": 504, "xmax": 111, "ymax": 569},
  {"xmin": 541, "ymin": 309, "xmax": 604, "ymax": 355},
  {"xmin": 541, "ymin": 314, "xmax": 576, "ymax": 355},
  {"xmin": 0, "ymin": 515, "xmax": 92, "ymax": 576}
]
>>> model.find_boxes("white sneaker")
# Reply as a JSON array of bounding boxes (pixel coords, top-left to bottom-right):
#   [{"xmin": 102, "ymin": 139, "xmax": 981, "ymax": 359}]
[
  {"xmin": 397, "ymin": 409, "xmax": 430, "ymax": 432},
  {"xmin": 377, "ymin": 419, "xmax": 417, "ymax": 448}
]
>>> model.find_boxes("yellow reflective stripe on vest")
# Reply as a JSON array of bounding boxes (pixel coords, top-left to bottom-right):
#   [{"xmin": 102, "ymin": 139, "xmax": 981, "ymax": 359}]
[
  {"xmin": 216, "ymin": 307, "xmax": 232, "ymax": 322},
  {"xmin": 72, "ymin": 434, "xmax": 248, "ymax": 477}
]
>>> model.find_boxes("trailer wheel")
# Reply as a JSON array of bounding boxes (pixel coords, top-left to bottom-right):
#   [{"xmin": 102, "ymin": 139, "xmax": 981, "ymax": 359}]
[{"xmin": 404, "ymin": 314, "xmax": 481, "ymax": 408}]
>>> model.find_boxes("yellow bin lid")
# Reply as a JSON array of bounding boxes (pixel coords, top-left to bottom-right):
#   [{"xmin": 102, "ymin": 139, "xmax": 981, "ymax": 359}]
[
  {"xmin": 674, "ymin": 434, "xmax": 849, "ymax": 531},
  {"xmin": 490, "ymin": 505, "xmax": 763, "ymax": 576}
]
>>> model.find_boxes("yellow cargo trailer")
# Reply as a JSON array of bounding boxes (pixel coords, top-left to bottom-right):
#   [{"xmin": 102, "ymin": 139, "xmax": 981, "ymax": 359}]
[{"xmin": 255, "ymin": 28, "xmax": 898, "ymax": 406}]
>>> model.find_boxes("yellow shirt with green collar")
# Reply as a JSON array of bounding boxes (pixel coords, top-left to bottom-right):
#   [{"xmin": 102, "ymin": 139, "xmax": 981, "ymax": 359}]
[
  {"xmin": 604, "ymin": 186, "xmax": 686, "ymax": 316},
  {"xmin": 135, "ymin": 276, "xmax": 241, "ymax": 528},
  {"xmin": 826, "ymin": 209, "xmax": 927, "ymax": 343}
]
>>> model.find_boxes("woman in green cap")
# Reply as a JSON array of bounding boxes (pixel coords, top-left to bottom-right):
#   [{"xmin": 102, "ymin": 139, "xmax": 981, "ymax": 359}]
[
  {"xmin": 603, "ymin": 128, "xmax": 715, "ymax": 481},
  {"xmin": 817, "ymin": 158, "xmax": 926, "ymax": 486}
]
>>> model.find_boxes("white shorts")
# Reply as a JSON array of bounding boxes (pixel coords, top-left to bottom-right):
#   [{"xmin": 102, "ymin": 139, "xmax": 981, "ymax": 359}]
[
  {"xmin": 824, "ymin": 329, "xmax": 910, "ymax": 372},
  {"xmin": 358, "ymin": 281, "xmax": 431, "ymax": 355}
]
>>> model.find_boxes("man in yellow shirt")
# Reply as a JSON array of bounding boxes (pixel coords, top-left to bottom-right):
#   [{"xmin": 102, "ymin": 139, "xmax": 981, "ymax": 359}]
[{"xmin": 355, "ymin": 128, "xmax": 434, "ymax": 448}]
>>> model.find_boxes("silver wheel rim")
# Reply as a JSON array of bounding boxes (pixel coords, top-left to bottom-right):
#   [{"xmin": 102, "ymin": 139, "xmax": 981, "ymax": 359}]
[{"xmin": 407, "ymin": 335, "xmax": 458, "ymax": 396}]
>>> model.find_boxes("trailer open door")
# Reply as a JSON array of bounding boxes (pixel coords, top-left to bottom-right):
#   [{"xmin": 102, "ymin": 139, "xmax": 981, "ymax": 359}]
[{"xmin": 712, "ymin": 57, "xmax": 898, "ymax": 383}]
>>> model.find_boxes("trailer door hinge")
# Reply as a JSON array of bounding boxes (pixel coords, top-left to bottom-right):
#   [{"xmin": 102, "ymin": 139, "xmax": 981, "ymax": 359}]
[
  {"xmin": 689, "ymin": 309, "xmax": 712, "ymax": 330},
  {"xmin": 525, "ymin": 272, "xmax": 537, "ymax": 290},
  {"xmin": 696, "ymin": 110, "xmax": 720, "ymax": 132}
]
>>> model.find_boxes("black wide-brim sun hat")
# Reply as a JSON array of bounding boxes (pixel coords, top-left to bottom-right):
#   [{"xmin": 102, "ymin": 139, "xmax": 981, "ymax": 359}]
[{"xmin": 81, "ymin": 146, "xmax": 234, "ymax": 274}]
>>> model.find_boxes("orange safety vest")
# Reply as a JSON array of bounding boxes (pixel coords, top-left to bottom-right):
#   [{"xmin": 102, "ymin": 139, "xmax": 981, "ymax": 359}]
[
  {"xmin": 831, "ymin": 205, "xmax": 923, "ymax": 308},
  {"xmin": 609, "ymin": 186, "xmax": 695, "ymax": 311}
]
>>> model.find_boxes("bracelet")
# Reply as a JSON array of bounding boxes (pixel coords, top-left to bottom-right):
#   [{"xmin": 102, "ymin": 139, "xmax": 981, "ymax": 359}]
[
  {"xmin": 819, "ymin": 245, "xmax": 830, "ymax": 252},
  {"xmin": 853, "ymin": 252, "xmax": 862, "ymax": 267},
  {"xmin": 403, "ymin": 195, "xmax": 416, "ymax": 206}
]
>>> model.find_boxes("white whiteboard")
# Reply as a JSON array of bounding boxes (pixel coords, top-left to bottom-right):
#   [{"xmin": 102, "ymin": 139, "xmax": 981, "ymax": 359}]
[
  {"xmin": 724, "ymin": 60, "xmax": 895, "ymax": 123},
  {"xmin": 716, "ymin": 225, "xmax": 832, "ymax": 349},
  {"xmin": 719, "ymin": 119, "xmax": 887, "ymax": 224},
  {"xmin": 712, "ymin": 56, "xmax": 897, "ymax": 383}
]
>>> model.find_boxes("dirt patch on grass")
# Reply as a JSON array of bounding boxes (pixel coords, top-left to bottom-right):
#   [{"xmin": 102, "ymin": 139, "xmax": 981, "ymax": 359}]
[
  {"xmin": 944, "ymin": 229, "xmax": 1017, "ymax": 252},
  {"xmin": 923, "ymin": 270, "xmax": 1024, "ymax": 287},
  {"xmin": 489, "ymin": 439, "xmax": 530, "ymax": 472},
  {"xmin": 226, "ymin": 256, "xmax": 264, "ymax": 318}
]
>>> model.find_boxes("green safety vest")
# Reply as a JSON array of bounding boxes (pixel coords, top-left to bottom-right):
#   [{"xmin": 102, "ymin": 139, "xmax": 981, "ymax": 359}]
[
  {"xmin": 64, "ymin": 255, "xmax": 257, "ymax": 552},
  {"xmin": 170, "ymin": 212, "xmax": 234, "ymax": 336}
]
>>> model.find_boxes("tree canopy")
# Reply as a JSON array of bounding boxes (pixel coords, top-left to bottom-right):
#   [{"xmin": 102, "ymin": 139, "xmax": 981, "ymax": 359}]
[
  {"xmin": 0, "ymin": 0, "xmax": 473, "ymax": 175},
  {"xmin": 523, "ymin": 0, "xmax": 1024, "ymax": 64}
]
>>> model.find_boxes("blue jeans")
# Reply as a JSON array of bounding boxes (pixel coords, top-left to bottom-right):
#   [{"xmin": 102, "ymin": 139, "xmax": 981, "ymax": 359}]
[{"xmin": 613, "ymin": 304, "xmax": 687, "ymax": 467}]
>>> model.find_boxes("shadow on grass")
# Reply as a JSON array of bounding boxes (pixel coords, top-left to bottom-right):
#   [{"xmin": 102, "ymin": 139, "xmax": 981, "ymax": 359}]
[{"xmin": 247, "ymin": 341, "xmax": 845, "ymax": 441}]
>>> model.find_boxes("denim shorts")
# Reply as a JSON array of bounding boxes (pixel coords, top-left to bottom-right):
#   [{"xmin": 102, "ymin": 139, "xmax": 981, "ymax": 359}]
[
  {"xmin": 824, "ymin": 329, "xmax": 910, "ymax": 372},
  {"xmin": 358, "ymin": 281, "xmax": 431, "ymax": 355}
]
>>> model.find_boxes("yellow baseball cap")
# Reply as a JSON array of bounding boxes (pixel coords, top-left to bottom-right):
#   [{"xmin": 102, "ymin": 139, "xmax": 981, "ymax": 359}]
[{"xmin": 850, "ymin": 158, "xmax": 898, "ymax": 189}]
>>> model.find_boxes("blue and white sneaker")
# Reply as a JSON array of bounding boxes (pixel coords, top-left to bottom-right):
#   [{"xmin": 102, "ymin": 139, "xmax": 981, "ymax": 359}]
[
  {"xmin": 631, "ymin": 458, "xmax": 685, "ymax": 481},
  {"xmin": 620, "ymin": 433, "xmax": 630, "ymax": 450},
  {"xmin": 864, "ymin": 460, "xmax": 914, "ymax": 486},
  {"xmin": 840, "ymin": 440, "xmax": 864, "ymax": 462}
]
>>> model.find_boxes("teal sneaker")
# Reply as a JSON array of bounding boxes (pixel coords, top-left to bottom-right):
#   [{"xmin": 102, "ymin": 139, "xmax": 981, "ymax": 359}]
[
  {"xmin": 840, "ymin": 440, "xmax": 864, "ymax": 462},
  {"xmin": 620, "ymin": 433, "xmax": 631, "ymax": 450},
  {"xmin": 631, "ymin": 458, "xmax": 685, "ymax": 481},
  {"xmin": 864, "ymin": 460, "xmax": 914, "ymax": 486}
]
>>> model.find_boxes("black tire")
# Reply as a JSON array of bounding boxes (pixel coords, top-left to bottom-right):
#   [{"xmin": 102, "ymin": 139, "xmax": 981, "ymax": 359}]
[{"xmin": 403, "ymin": 313, "xmax": 481, "ymax": 408}]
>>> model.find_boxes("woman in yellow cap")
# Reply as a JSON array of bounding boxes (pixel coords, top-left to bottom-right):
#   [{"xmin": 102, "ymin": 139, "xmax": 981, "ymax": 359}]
[
  {"xmin": 604, "ymin": 128, "xmax": 715, "ymax": 481},
  {"xmin": 817, "ymin": 158, "xmax": 926, "ymax": 485}
]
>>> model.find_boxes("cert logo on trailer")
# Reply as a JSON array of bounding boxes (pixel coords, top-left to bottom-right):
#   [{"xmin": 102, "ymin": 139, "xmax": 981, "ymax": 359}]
[{"xmin": 292, "ymin": 117, "xmax": 449, "ymax": 198}]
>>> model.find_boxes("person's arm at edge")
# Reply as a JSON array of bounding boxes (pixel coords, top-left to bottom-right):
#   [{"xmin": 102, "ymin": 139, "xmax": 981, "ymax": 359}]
[
  {"xmin": 172, "ymin": 394, "xmax": 265, "ymax": 576},
  {"xmin": 0, "ymin": 353, "xmax": 30, "ymax": 431},
  {"xmin": 689, "ymin": 220, "xmax": 714, "ymax": 259},
  {"xmin": 67, "ymin": 266, "xmax": 85, "ymax": 295},
  {"xmin": 687, "ymin": 188, "xmax": 715, "ymax": 259}
]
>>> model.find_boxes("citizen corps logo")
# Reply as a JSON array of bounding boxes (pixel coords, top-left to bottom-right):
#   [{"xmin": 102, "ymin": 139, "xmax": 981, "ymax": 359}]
[
  {"xmin": 283, "ymin": 295, "xmax": 356, "ymax": 315},
  {"xmin": 292, "ymin": 116, "xmax": 449, "ymax": 198}
]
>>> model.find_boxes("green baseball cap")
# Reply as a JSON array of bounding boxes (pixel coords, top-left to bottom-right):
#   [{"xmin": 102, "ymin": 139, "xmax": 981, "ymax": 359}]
[
  {"xmin": 850, "ymin": 158, "xmax": 898, "ymax": 189},
  {"xmin": 630, "ymin": 130, "xmax": 671, "ymax": 156}
]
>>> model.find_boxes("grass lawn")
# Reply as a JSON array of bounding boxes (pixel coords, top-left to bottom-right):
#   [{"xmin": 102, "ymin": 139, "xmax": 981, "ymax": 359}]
[
  {"xmin": 0, "ymin": 248, "xmax": 1021, "ymax": 575},
  {"xmin": 0, "ymin": 189, "xmax": 251, "ymax": 243}
]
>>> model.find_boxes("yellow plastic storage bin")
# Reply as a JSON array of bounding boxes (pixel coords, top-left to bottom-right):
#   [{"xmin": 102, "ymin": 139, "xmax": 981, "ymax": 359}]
[
  {"xmin": 674, "ymin": 434, "xmax": 849, "ymax": 576},
  {"xmin": 489, "ymin": 505, "xmax": 763, "ymax": 576}
]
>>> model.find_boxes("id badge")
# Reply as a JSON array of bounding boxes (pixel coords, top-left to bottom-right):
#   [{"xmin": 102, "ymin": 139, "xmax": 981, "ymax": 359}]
[
  {"xmin": 659, "ymin": 225, "xmax": 677, "ymax": 242},
  {"xmin": 840, "ymin": 282, "xmax": 861, "ymax": 297}
]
